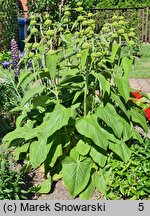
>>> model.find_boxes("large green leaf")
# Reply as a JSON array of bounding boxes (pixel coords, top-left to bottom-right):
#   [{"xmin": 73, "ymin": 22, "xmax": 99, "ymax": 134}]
[
  {"xmin": 114, "ymin": 76, "xmax": 130, "ymax": 102},
  {"xmin": 32, "ymin": 95, "xmax": 51, "ymax": 108},
  {"xmin": 3, "ymin": 104, "xmax": 76, "ymax": 147},
  {"xmin": 96, "ymin": 103, "xmax": 123, "ymax": 138},
  {"xmin": 93, "ymin": 172, "xmax": 106, "ymax": 195},
  {"xmin": 38, "ymin": 176, "xmax": 52, "ymax": 194},
  {"xmin": 132, "ymin": 129, "xmax": 143, "ymax": 143},
  {"xmin": 121, "ymin": 57, "xmax": 133, "ymax": 78},
  {"xmin": 48, "ymin": 143, "xmax": 62, "ymax": 168},
  {"xmin": 60, "ymin": 75, "xmax": 84, "ymax": 85},
  {"xmin": 15, "ymin": 113, "xmax": 27, "ymax": 127},
  {"xmin": 114, "ymin": 64, "xmax": 123, "ymax": 76},
  {"xmin": 17, "ymin": 71, "xmax": 36, "ymax": 92},
  {"xmin": 130, "ymin": 108, "xmax": 148, "ymax": 133},
  {"xmin": 79, "ymin": 176, "xmax": 95, "ymax": 200},
  {"xmin": 92, "ymin": 72, "xmax": 110, "ymax": 96},
  {"xmin": 14, "ymin": 143, "xmax": 30, "ymax": 160},
  {"xmin": 76, "ymin": 114, "xmax": 108, "ymax": 150},
  {"xmin": 62, "ymin": 157, "xmax": 92, "ymax": 198},
  {"xmin": 29, "ymin": 138, "xmax": 52, "ymax": 169},
  {"xmin": 108, "ymin": 43, "xmax": 120, "ymax": 63},
  {"xmin": 123, "ymin": 33, "xmax": 130, "ymax": 44},
  {"xmin": 70, "ymin": 147, "xmax": 80, "ymax": 161},
  {"xmin": 109, "ymin": 140, "xmax": 131, "ymax": 163},
  {"xmin": 80, "ymin": 48, "xmax": 89, "ymax": 68},
  {"xmin": 90, "ymin": 146, "xmax": 107, "ymax": 167},
  {"xmin": 60, "ymin": 68, "xmax": 78, "ymax": 80},
  {"xmin": 46, "ymin": 131, "xmax": 69, "ymax": 167},
  {"xmin": 76, "ymin": 140, "xmax": 91, "ymax": 156},
  {"xmin": 61, "ymin": 34, "xmax": 73, "ymax": 48},
  {"xmin": 38, "ymin": 104, "xmax": 76, "ymax": 138},
  {"xmin": 111, "ymin": 91, "xmax": 129, "ymax": 117},
  {"xmin": 120, "ymin": 118, "xmax": 132, "ymax": 141},
  {"xmin": 72, "ymin": 90, "xmax": 84, "ymax": 104},
  {"xmin": 20, "ymin": 86, "xmax": 45, "ymax": 107},
  {"xmin": 46, "ymin": 53, "xmax": 58, "ymax": 79},
  {"xmin": 2, "ymin": 120, "xmax": 35, "ymax": 145}
]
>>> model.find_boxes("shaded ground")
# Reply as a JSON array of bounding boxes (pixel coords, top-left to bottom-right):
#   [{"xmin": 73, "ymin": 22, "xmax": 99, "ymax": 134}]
[{"xmin": 28, "ymin": 167, "xmax": 102, "ymax": 200}]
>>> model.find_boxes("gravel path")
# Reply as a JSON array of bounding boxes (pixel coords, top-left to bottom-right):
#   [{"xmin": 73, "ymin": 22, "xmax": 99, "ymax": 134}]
[{"xmin": 129, "ymin": 78, "xmax": 150, "ymax": 92}]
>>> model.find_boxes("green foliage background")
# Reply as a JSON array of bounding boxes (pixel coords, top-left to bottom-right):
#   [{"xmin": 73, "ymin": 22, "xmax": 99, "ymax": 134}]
[
  {"xmin": 27, "ymin": 0, "xmax": 150, "ymax": 14},
  {"xmin": 96, "ymin": 0, "xmax": 150, "ymax": 8},
  {"xmin": 0, "ymin": 0, "xmax": 18, "ymax": 51}
]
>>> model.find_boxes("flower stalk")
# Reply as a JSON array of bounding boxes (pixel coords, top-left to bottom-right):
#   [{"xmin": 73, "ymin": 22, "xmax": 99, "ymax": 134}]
[{"xmin": 10, "ymin": 39, "xmax": 20, "ymax": 82}]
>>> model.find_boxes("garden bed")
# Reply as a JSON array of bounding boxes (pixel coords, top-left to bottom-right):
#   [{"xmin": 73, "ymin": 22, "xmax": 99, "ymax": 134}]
[{"xmin": 1, "ymin": 1, "xmax": 150, "ymax": 200}]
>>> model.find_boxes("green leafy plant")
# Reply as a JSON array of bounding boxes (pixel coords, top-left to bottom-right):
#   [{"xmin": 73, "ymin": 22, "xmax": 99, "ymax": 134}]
[
  {"xmin": 0, "ymin": 81, "xmax": 19, "ymax": 136},
  {"xmin": 0, "ymin": 0, "xmax": 18, "ymax": 51},
  {"xmin": 0, "ymin": 51, "xmax": 12, "ymax": 63},
  {"xmin": 3, "ymin": 3, "xmax": 148, "ymax": 199},
  {"xmin": 97, "ymin": 0, "xmax": 149, "ymax": 8},
  {"xmin": 103, "ymin": 138, "xmax": 150, "ymax": 200},
  {"xmin": 0, "ymin": 145, "xmax": 28, "ymax": 200},
  {"xmin": 0, "ymin": 68, "xmax": 22, "ymax": 136}
]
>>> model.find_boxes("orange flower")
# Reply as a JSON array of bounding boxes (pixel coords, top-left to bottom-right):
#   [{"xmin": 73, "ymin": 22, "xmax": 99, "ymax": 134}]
[
  {"xmin": 131, "ymin": 90, "xmax": 142, "ymax": 99},
  {"xmin": 144, "ymin": 108, "xmax": 150, "ymax": 121}
]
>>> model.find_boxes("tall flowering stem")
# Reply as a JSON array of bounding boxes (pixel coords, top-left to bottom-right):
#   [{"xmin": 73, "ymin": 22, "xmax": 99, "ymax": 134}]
[{"xmin": 10, "ymin": 39, "xmax": 20, "ymax": 82}]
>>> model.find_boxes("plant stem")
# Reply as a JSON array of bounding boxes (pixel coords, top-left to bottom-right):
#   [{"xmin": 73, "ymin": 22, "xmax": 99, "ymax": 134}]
[
  {"xmin": 84, "ymin": 70, "xmax": 88, "ymax": 116},
  {"xmin": 32, "ymin": 60, "xmax": 38, "ymax": 85},
  {"xmin": 8, "ymin": 70, "xmax": 21, "ymax": 101}
]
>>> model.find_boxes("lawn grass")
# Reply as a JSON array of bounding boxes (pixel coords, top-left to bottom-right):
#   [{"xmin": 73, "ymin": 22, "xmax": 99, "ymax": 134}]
[{"xmin": 130, "ymin": 43, "xmax": 150, "ymax": 78}]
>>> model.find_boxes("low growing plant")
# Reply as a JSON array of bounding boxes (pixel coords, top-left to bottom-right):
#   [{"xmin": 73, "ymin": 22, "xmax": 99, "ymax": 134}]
[
  {"xmin": 103, "ymin": 138, "xmax": 150, "ymax": 200},
  {"xmin": 0, "ymin": 145, "xmax": 28, "ymax": 200},
  {"xmin": 3, "ymin": 3, "xmax": 149, "ymax": 199}
]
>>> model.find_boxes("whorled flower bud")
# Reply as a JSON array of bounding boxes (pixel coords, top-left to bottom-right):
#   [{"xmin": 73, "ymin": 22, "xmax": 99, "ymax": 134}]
[{"xmin": 10, "ymin": 39, "xmax": 20, "ymax": 82}]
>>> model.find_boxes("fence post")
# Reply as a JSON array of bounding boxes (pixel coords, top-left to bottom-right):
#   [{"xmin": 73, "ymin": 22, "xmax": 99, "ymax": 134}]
[
  {"xmin": 106, "ymin": 9, "xmax": 109, "ymax": 22},
  {"xmin": 137, "ymin": 9, "xmax": 141, "ymax": 38},
  {"xmin": 145, "ymin": 7, "xmax": 149, "ymax": 43},
  {"xmin": 148, "ymin": 7, "xmax": 150, "ymax": 43},
  {"xmin": 142, "ymin": 8, "xmax": 145, "ymax": 42},
  {"xmin": 95, "ymin": 10, "xmax": 99, "ymax": 32}
]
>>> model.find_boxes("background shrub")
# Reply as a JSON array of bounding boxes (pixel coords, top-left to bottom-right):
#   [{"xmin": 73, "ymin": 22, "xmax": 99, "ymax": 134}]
[{"xmin": 0, "ymin": 0, "xmax": 19, "ymax": 51}]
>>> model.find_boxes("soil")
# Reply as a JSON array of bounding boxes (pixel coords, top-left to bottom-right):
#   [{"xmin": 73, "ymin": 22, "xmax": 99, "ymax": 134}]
[{"xmin": 27, "ymin": 167, "xmax": 102, "ymax": 200}]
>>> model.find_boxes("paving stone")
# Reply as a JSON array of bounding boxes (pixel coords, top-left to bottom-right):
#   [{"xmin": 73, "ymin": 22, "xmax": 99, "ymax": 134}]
[{"xmin": 129, "ymin": 78, "xmax": 150, "ymax": 93}]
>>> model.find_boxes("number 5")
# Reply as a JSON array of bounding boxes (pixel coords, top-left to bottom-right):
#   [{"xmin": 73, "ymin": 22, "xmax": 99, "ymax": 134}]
[{"xmin": 138, "ymin": 203, "xmax": 144, "ymax": 211}]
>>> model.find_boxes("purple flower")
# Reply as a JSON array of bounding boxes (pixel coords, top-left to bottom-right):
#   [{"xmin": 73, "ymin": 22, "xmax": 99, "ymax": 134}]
[
  {"xmin": 1, "ymin": 61, "xmax": 11, "ymax": 69},
  {"xmin": 11, "ymin": 39, "xmax": 20, "ymax": 81},
  {"xmin": 29, "ymin": 60, "xmax": 33, "ymax": 67},
  {"xmin": 19, "ymin": 52, "xmax": 24, "ymax": 58}
]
